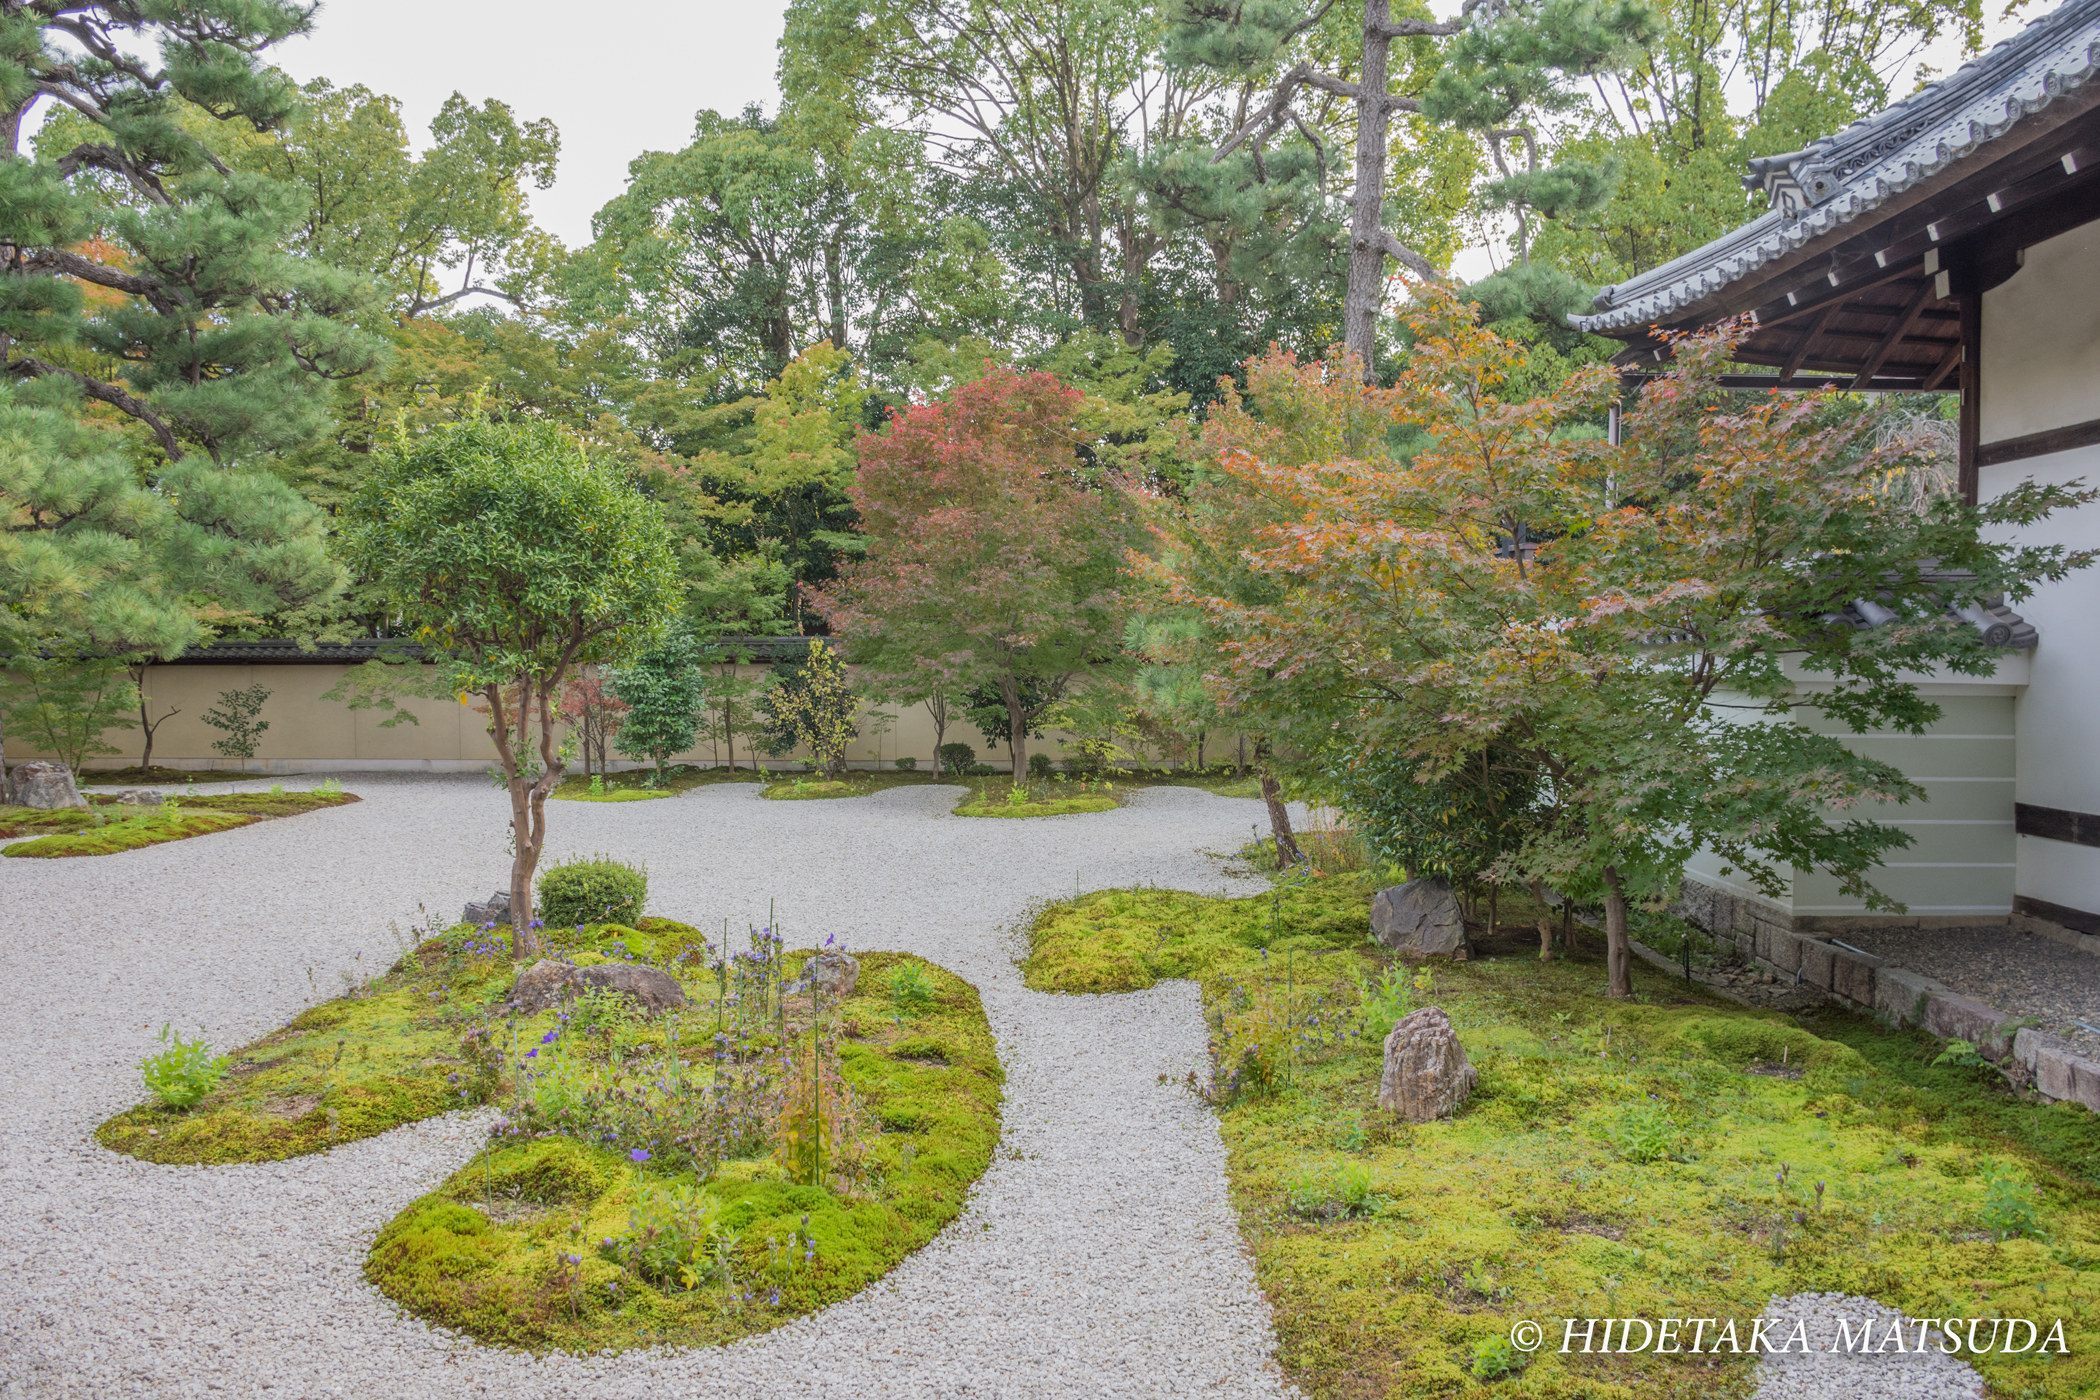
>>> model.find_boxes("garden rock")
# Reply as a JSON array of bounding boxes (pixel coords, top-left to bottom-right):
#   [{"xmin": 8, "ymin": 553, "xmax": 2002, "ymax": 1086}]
[
  {"xmin": 7, "ymin": 761, "xmax": 86, "ymax": 809},
  {"xmin": 463, "ymin": 891, "xmax": 511, "ymax": 926},
  {"xmin": 113, "ymin": 788, "xmax": 164, "ymax": 805},
  {"xmin": 1378, "ymin": 1006, "xmax": 1477, "ymax": 1122},
  {"xmin": 1369, "ymin": 877, "xmax": 1469, "ymax": 958},
  {"xmin": 577, "ymin": 962, "xmax": 687, "ymax": 1012},
  {"xmin": 808, "ymin": 949, "xmax": 860, "ymax": 999},
  {"xmin": 508, "ymin": 959, "xmax": 580, "ymax": 1013}
]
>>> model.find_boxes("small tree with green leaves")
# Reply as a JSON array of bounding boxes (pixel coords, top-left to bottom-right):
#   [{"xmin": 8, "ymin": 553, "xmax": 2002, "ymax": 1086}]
[
  {"xmin": 201, "ymin": 684, "xmax": 272, "ymax": 762},
  {"xmin": 0, "ymin": 658, "xmax": 136, "ymax": 773},
  {"xmin": 339, "ymin": 418, "xmax": 678, "ymax": 957},
  {"xmin": 611, "ymin": 629, "xmax": 706, "ymax": 786},
  {"xmin": 762, "ymin": 639, "xmax": 858, "ymax": 776}
]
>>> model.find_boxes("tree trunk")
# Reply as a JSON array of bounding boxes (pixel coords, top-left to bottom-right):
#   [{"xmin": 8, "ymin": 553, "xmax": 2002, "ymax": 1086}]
[
  {"xmin": 1000, "ymin": 674, "xmax": 1028, "ymax": 780},
  {"xmin": 1343, "ymin": 0, "xmax": 1398, "ymax": 372},
  {"xmin": 1254, "ymin": 740, "xmax": 1302, "ymax": 865},
  {"xmin": 1602, "ymin": 867, "xmax": 1632, "ymax": 998},
  {"xmin": 926, "ymin": 694, "xmax": 948, "ymax": 777},
  {"xmin": 1529, "ymin": 879, "xmax": 1555, "ymax": 961}
]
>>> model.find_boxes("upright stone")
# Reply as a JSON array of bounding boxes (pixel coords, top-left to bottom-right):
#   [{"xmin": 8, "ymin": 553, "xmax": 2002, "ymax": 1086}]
[
  {"xmin": 464, "ymin": 891, "xmax": 512, "ymax": 926},
  {"xmin": 808, "ymin": 949, "xmax": 860, "ymax": 1000},
  {"xmin": 1370, "ymin": 877, "xmax": 1470, "ymax": 958},
  {"xmin": 1379, "ymin": 1006, "xmax": 1478, "ymax": 1122},
  {"xmin": 577, "ymin": 962, "xmax": 688, "ymax": 1012},
  {"xmin": 7, "ymin": 761, "xmax": 86, "ymax": 809}
]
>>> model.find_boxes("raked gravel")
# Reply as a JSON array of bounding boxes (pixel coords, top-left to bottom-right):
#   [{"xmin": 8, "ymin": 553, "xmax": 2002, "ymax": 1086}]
[{"xmin": 0, "ymin": 775, "xmax": 1988, "ymax": 1399}]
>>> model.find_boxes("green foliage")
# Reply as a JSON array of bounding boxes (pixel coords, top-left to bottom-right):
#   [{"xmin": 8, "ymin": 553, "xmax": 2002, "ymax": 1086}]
[
  {"xmin": 616, "ymin": 1177, "xmax": 727, "ymax": 1286},
  {"xmin": 936, "ymin": 742, "xmax": 976, "ymax": 773},
  {"xmin": 201, "ymin": 684, "xmax": 272, "ymax": 761},
  {"xmin": 1471, "ymin": 1335, "xmax": 1523, "ymax": 1380},
  {"xmin": 537, "ymin": 855, "xmax": 649, "ymax": 930},
  {"xmin": 140, "ymin": 1024, "xmax": 230, "ymax": 1111},
  {"xmin": 0, "ymin": 3, "xmax": 387, "ymax": 464},
  {"xmin": 1933, "ymin": 1038, "xmax": 1984, "ymax": 1069},
  {"xmin": 1287, "ymin": 1159, "xmax": 1386, "ymax": 1220},
  {"xmin": 1027, "ymin": 752, "xmax": 1055, "ymax": 778},
  {"xmin": 0, "ymin": 658, "xmax": 135, "ymax": 771},
  {"xmin": 892, "ymin": 756, "xmax": 917, "ymax": 771},
  {"xmin": 1981, "ymin": 1168, "xmax": 2041, "ymax": 1241},
  {"xmin": 889, "ymin": 962, "xmax": 937, "ymax": 1019},
  {"xmin": 759, "ymin": 639, "xmax": 859, "ymax": 776},
  {"xmin": 610, "ymin": 629, "xmax": 707, "ymax": 783}
]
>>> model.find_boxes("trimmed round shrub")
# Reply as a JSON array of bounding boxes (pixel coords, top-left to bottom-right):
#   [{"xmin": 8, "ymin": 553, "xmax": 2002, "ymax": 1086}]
[
  {"xmin": 537, "ymin": 853, "xmax": 648, "ymax": 928},
  {"xmin": 893, "ymin": 756, "xmax": 918, "ymax": 771},
  {"xmin": 1027, "ymin": 752, "xmax": 1055, "ymax": 777},
  {"xmin": 936, "ymin": 742, "xmax": 976, "ymax": 773}
]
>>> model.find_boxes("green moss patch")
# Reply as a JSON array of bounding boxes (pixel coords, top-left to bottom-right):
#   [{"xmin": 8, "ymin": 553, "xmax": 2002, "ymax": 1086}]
[
  {"xmin": 2, "ymin": 789, "xmax": 358, "ymax": 857},
  {"xmin": 1024, "ymin": 882, "xmax": 2100, "ymax": 1399},
  {"xmin": 955, "ymin": 795, "xmax": 1119, "ymax": 818},
  {"xmin": 365, "ymin": 949, "xmax": 1001, "ymax": 1353},
  {"xmin": 763, "ymin": 779, "xmax": 863, "ymax": 800},
  {"xmin": 80, "ymin": 766, "xmax": 256, "ymax": 785},
  {"xmin": 551, "ymin": 766, "xmax": 763, "ymax": 800}
]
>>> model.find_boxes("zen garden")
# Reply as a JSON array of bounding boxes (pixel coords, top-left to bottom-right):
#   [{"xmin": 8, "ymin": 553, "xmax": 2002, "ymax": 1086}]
[{"xmin": 8, "ymin": 1, "xmax": 2100, "ymax": 1398}]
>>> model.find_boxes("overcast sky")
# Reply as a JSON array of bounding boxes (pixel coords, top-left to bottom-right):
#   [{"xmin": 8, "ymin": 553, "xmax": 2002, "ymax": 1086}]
[
  {"xmin": 274, "ymin": 0, "xmax": 794, "ymax": 249},
  {"xmin": 269, "ymin": 0, "xmax": 2026, "ymax": 274}
]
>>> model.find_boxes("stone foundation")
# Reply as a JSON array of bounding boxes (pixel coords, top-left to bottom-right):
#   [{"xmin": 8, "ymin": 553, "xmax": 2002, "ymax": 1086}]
[{"xmin": 1663, "ymin": 874, "xmax": 2100, "ymax": 1114}]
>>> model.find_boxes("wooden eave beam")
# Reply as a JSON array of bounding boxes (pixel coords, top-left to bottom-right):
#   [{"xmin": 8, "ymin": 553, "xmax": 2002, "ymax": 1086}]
[
  {"xmin": 1924, "ymin": 338, "xmax": 1964, "ymax": 391},
  {"xmin": 1851, "ymin": 282, "xmax": 1939, "ymax": 389},
  {"xmin": 1778, "ymin": 304, "xmax": 1836, "ymax": 382}
]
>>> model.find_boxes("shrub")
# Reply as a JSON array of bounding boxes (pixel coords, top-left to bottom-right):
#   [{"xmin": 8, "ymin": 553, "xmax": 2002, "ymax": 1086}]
[
  {"xmin": 140, "ymin": 1023, "xmax": 229, "ymax": 1110},
  {"xmin": 1472, "ymin": 1336, "xmax": 1523, "ymax": 1380},
  {"xmin": 937, "ymin": 742, "xmax": 976, "ymax": 774},
  {"xmin": 893, "ymin": 756, "xmax": 917, "ymax": 771},
  {"xmin": 201, "ymin": 683, "xmax": 272, "ymax": 760},
  {"xmin": 610, "ymin": 1177, "xmax": 726, "ymax": 1287},
  {"xmin": 537, "ymin": 854, "xmax": 648, "ymax": 928},
  {"xmin": 1027, "ymin": 752, "xmax": 1055, "ymax": 778},
  {"xmin": 890, "ymin": 962, "xmax": 937, "ymax": 1018},
  {"xmin": 966, "ymin": 763, "xmax": 998, "ymax": 776}
]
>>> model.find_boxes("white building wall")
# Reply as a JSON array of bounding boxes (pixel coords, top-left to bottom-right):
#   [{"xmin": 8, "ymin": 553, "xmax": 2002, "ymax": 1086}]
[{"xmin": 1980, "ymin": 216, "xmax": 2100, "ymax": 924}]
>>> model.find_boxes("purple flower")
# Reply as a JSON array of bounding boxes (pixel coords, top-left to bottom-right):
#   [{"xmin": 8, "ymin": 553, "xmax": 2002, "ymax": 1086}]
[
  {"xmin": 525, "ymin": 1047, "xmax": 538, "ymax": 1058},
  {"xmin": 541, "ymin": 1030, "xmax": 558, "ymax": 1044},
  {"xmin": 629, "ymin": 1148, "xmax": 651, "ymax": 1162}
]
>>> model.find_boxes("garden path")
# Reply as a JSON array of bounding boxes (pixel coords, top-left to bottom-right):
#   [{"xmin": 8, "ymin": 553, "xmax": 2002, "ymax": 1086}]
[{"xmin": 0, "ymin": 775, "xmax": 1300, "ymax": 1399}]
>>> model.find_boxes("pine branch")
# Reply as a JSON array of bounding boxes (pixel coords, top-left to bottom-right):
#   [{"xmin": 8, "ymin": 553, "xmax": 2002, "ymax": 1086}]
[{"xmin": 5, "ymin": 354, "xmax": 185, "ymax": 461}]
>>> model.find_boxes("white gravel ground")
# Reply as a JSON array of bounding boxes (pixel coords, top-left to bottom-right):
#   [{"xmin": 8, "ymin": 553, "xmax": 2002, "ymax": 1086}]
[
  {"xmin": 0, "ymin": 775, "xmax": 1299, "ymax": 1400},
  {"xmin": 1751, "ymin": 1293, "xmax": 1984, "ymax": 1399},
  {"xmin": 0, "ymin": 775, "xmax": 2004, "ymax": 1400}
]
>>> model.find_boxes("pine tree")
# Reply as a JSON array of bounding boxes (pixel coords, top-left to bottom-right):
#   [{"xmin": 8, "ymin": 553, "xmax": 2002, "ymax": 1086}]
[
  {"xmin": 1167, "ymin": 0, "xmax": 1655, "ymax": 367},
  {"xmin": 0, "ymin": 1, "xmax": 386, "ymax": 463}
]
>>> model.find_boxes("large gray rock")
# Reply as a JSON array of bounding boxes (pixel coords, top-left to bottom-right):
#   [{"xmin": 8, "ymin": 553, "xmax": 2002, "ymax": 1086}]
[
  {"xmin": 577, "ymin": 962, "xmax": 688, "ymax": 1012},
  {"xmin": 7, "ymin": 761, "xmax": 86, "ymax": 810},
  {"xmin": 464, "ymin": 891, "xmax": 512, "ymax": 927},
  {"xmin": 1378, "ymin": 1006, "xmax": 1477, "ymax": 1122},
  {"xmin": 508, "ymin": 959, "xmax": 579, "ymax": 1013},
  {"xmin": 808, "ymin": 949, "xmax": 859, "ymax": 1000},
  {"xmin": 1369, "ymin": 877, "xmax": 1470, "ymax": 958},
  {"xmin": 506, "ymin": 958, "xmax": 689, "ymax": 1015}
]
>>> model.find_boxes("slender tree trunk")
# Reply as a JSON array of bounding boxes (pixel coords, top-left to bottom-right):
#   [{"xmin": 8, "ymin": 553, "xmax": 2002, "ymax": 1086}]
[
  {"xmin": 1253, "ymin": 739, "xmax": 1301, "ymax": 865},
  {"xmin": 999, "ymin": 673, "xmax": 1028, "ymax": 780},
  {"xmin": 1344, "ymin": 0, "xmax": 1398, "ymax": 372},
  {"xmin": 1528, "ymin": 879, "xmax": 1555, "ymax": 961},
  {"xmin": 1602, "ymin": 866, "xmax": 1632, "ymax": 998},
  {"xmin": 486, "ymin": 679, "xmax": 541, "ymax": 960},
  {"xmin": 926, "ymin": 694, "xmax": 948, "ymax": 777}
]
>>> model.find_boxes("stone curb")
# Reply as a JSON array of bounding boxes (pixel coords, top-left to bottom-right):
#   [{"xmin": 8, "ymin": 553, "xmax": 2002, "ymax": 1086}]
[{"xmin": 1637, "ymin": 918, "xmax": 2100, "ymax": 1113}]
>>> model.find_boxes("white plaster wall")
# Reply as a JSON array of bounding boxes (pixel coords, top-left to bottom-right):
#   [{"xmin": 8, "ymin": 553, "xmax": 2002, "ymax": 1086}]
[{"xmin": 1980, "ymin": 216, "xmax": 2100, "ymax": 919}]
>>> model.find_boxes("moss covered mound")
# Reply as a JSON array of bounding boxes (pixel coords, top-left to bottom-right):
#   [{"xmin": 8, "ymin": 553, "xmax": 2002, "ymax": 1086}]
[
  {"xmin": 365, "ymin": 950, "xmax": 1001, "ymax": 1353},
  {"xmin": 764, "ymin": 779, "xmax": 863, "ymax": 800},
  {"xmin": 1026, "ymin": 882, "xmax": 2100, "ymax": 1399},
  {"xmin": 1024, "ymin": 874, "xmax": 1377, "ymax": 993},
  {"xmin": 2, "ymin": 789, "xmax": 358, "ymax": 857},
  {"xmin": 550, "ymin": 766, "xmax": 762, "ymax": 800},
  {"xmin": 955, "ymin": 794, "xmax": 1118, "ymax": 819}
]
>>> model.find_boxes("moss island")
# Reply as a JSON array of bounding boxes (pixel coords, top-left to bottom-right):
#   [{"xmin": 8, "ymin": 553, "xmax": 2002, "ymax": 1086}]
[
  {"xmin": 1027, "ymin": 874, "xmax": 2100, "ymax": 1399},
  {"xmin": 100, "ymin": 917, "xmax": 1001, "ymax": 1354},
  {"xmin": 2, "ymin": 787, "xmax": 359, "ymax": 857}
]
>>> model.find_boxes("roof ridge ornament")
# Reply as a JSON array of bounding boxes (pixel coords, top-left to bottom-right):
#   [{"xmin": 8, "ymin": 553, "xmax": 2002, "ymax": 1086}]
[{"xmin": 1744, "ymin": 147, "xmax": 1836, "ymax": 214}]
